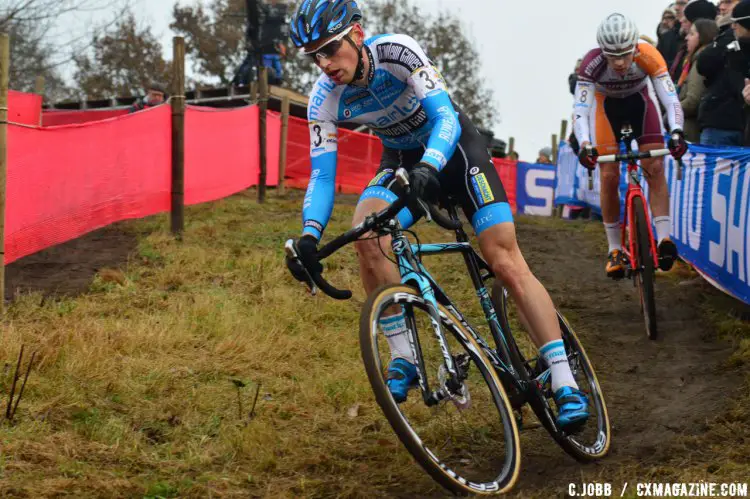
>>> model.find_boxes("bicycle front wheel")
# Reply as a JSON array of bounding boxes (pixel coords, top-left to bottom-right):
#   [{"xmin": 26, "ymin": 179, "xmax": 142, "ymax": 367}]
[
  {"xmin": 632, "ymin": 196, "xmax": 658, "ymax": 340},
  {"xmin": 360, "ymin": 284, "xmax": 521, "ymax": 496}
]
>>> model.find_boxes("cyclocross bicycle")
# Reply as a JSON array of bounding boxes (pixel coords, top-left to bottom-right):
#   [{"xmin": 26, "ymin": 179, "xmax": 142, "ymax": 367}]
[
  {"xmin": 593, "ymin": 124, "xmax": 683, "ymax": 340},
  {"xmin": 285, "ymin": 169, "xmax": 610, "ymax": 495}
]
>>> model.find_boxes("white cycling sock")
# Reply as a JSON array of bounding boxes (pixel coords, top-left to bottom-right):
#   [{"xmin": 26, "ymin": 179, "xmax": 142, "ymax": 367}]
[
  {"xmin": 653, "ymin": 216, "xmax": 671, "ymax": 244},
  {"xmin": 380, "ymin": 313, "xmax": 415, "ymax": 363},
  {"xmin": 540, "ymin": 339, "xmax": 578, "ymax": 393},
  {"xmin": 604, "ymin": 222, "xmax": 621, "ymax": 253}
]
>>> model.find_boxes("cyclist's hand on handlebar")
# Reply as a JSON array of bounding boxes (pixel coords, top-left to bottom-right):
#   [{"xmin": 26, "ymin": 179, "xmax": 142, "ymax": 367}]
[
  {"xmin": 668, "ymin": 129, "xmax": 688, "ymax": 160},
  {"xmin": 286, "ymin": 235, "xmax": 322, "ymax": 282},
  {"xmin": 578, "ymin": 144, "xmax": 599, "ymax": 170},
  {"xmin": 409, "ymin": 163, "xmax": 441, "ymax": 205}
]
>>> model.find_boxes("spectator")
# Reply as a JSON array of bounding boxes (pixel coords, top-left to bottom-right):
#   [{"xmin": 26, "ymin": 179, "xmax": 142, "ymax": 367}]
[
  {"xmin": 719, "ymin": 0, "xmax": 740, "ymax": 17},
  {"xmin": 259, "ymin": 0, "xmax": 289, "ymax": 85},
  {"xmin": 673, "ymin": 0, "xmax": 688, "ymax": 19},
  {"xmin": 672, "ymin": 0, "xmax": 719, "ymax": 80},
  {"xmin": 717, "ymin": 1, "xmax": 740, "ymax": 40},
  {"xmin": 128, "ymin": 83, "xmax": 167, "ymax": 114},
  {"xmin": 697, "ymin": 0, "xmax": 750, "ymax": 146},
  {"xmin": 537, "ymin": 147, "xmax": 553, "ymax": 164},
  {"xmin": 679, "ymin": 18, "xmax": 719, "ymax": 142},
  {"xmin": 234, "ymin": 0, "xmax": 289, "ymax": 86},
  {"xmin": 657, "ymin": 6, "xmax": 681, "ymax": 68}
]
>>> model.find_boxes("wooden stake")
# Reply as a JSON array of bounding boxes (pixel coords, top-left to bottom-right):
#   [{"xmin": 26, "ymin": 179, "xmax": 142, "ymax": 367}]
[
  {"xmin": 34, "ymin": 76, "xmax": 44, "ymax": 96},
  {"xmin": 171, "ymin": 37, "xmax": 186, "ymax": 238},
  {"xmin": 551, "ymin": 134, "xmax": 558, "ymax": 164},
  {"xmin": 278, "ymin": 96, "xmax": 290, "ymax": 195},
  {"xmin": 250, "ymin": 82, "xmax": 258, "ymax": 104},
  {"xmin": 0, "ymin": 34, "xmax": 9, "ymax": 308},
  {"xmin": 258, "ymin": 65, "xmax": 268, "ymax": 203},
  {"xmin": 35, "ymin": 76, "xmax": 45, "ymax": 125},
  {"xmin": 508, "ymin": 137, "xmax": 515, "ymax": 157}
]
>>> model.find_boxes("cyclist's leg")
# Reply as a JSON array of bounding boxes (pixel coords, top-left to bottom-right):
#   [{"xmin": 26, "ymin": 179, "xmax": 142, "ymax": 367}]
[
  {"xmin": 637, "ymin": 84, "xmax": 677, "ymax": 269},
  {"xmin": 354, "ymin": 148, "xmax": 423, "ymax": 401},
  {"xmin": 597, "ymin": 93, "xmax": 628, "ymax": 277},
  {"xmin": 353, "ymin": 149, "xmax": 422, "ymax": 294},
  {"xmin": 443, "ymin": 110, "xmax": 588, "ymax": 426}
]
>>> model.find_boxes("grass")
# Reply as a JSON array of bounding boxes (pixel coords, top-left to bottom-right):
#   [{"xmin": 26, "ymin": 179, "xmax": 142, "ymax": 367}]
[{"xmin": 0, "ymin": 189, "xmax": 746, "ymax": 498}]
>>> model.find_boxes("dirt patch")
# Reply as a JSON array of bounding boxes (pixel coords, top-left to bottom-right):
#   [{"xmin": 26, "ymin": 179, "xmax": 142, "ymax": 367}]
[
  {"xmin": 5, "ymin": 224, "xmax": 138, "ymax": 299},
  {"xmin": 507, "ymin": 218, "xmax": 743, "ymax": 496}
]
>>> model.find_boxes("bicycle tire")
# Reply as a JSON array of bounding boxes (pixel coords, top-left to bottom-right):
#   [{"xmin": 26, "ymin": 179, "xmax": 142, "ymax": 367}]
[
  {"xmin": 360, "ymin": 284, "xmax": 521, "ymax": 496},
  {"xmin": 492, "ymin": 287, "xmax": 611, "ymax": 462},
  {"xmin": 632, "ymin": 196, "xmax": 658, "ymax": 340}
]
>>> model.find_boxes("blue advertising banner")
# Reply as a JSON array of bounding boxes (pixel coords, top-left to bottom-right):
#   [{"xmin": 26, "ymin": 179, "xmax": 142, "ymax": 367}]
[{"xmin": 517, "ymin": 162, "xmax": 556, "ymax": 216}]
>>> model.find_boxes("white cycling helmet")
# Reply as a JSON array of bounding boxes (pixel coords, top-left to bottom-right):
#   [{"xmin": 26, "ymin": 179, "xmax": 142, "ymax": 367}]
[{"xmin": 597, "ymin": 13, "xmax": 639, "ymax": 56}]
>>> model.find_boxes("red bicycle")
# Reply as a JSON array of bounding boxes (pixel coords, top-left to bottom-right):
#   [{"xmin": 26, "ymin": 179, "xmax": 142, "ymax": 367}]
[{"xmin": 594, "ymin": 124, "xmax": 683, "ymax": 340}]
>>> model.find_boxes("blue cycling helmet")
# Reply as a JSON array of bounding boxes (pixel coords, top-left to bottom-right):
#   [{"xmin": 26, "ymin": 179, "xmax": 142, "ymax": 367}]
[{"xmin": 290, "ymin": 0, "xmax": 363, "ymax": 49}]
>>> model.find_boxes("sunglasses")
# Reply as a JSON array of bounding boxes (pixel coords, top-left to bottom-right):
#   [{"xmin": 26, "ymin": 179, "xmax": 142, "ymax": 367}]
[
  {"xmin": 304, "ymin": 26, "xmax": 353, "ymax": 62},
  {"xmin": 603, "ymin": 48, "xmax": 635, "ymax": 58}
]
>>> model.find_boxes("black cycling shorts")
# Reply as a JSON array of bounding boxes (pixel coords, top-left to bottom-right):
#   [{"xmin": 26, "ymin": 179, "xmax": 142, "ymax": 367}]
[{"xmin": 358, "ymin": 109, "xmax": 513, "ymax": 235}]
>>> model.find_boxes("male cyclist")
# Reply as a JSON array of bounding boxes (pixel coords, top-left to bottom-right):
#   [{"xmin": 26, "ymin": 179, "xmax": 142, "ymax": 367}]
[
  {"xmin": 574, "ymin": 13, "xmax": 687, "ymax": 279},
  {"xmin": 285, "ymin": 0, "xmax": 588, "ymax": 430}
]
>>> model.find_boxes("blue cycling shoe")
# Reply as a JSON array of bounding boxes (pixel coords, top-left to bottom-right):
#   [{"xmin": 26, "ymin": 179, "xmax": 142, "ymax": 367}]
[
  {"xmin": 553, "ymin": 386, "xmax": 590, "ymax": 432},
  {"xmin": 386, "ymin": 358, "xmax": 418, "ymax": 403}
]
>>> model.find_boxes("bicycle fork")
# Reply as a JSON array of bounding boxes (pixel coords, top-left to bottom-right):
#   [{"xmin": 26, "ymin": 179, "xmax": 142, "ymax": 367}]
[{"xmin": 396, "ymin": 252, "xmax": 467, "ymax": 407}]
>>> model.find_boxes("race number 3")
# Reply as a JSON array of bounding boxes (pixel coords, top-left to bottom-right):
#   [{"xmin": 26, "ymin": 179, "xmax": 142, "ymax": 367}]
[
  {"xmin": 309, "ymin": 121, "xmax": 338, "ymax": 157},
  {"xmin": 313, "ymin": 124, "xmax": 323, "ymax": 147},
  {"xmin": 411, "ymin": 65, "xmax": 446, "ymax": 99}
]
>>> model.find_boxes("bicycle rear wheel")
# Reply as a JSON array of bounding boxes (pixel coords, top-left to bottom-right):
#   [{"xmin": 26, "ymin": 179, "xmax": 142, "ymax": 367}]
[
  {"xmin": 493, "ymin": 286, "xmax": 611, "ymax": 462},
  {"xmin": 632, "ymin": 196, "xmax": 658, "ymax": 340},
  {"xmin": 360, "ymin": 284, "xmax": 521, "ymax": 496}
]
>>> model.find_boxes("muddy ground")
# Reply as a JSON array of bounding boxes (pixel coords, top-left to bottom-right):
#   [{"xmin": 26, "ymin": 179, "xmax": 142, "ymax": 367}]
[
  {"xmin": 507, "ymin": 219, "xmax": 742, "ymax": 497},
  {"xmin": 5, "ymin": 212, "xmax": 742, "ymax": 498}
]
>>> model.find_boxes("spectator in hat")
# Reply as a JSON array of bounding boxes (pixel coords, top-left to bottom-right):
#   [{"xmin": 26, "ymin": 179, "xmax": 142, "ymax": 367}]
[
  {"xmin": 658, "ymin": 6, "xmax": 682, "ymax": 68},
  {"xmin": 129, "ymin": 82, "xmax": 167, "ymax": 114},
  {"xmin": 697, "ymin": 0, "xmax": 750, "ymax": 145},
  {"xmin": 537, "ymin": 147, "xmax": 553, "ymax": 164},
  {"xmin": 679, "ymin": 18, "xmax": 719, "ymax": 141},
  {"xmin": 671, "ymin": 0, "xmax": 719, "ymax": 80}
]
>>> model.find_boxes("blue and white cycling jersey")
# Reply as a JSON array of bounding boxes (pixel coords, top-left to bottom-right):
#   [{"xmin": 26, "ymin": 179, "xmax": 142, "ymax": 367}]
[{"xmin": 302, "ymin": 33, "xmax": 462, "ymax": 240}]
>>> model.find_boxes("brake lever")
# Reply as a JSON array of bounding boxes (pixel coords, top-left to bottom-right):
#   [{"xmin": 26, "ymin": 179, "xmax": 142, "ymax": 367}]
[{"xmin": 284, "ymin": 239, "xmax": 318, "ymax": 296}]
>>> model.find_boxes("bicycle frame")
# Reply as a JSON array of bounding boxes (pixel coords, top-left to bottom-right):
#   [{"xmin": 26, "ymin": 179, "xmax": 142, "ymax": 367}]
[
  {"xmin": 619, "ymin": 132, "xmax": 660, "ymax": 271},
  {"xmin": 382, "ymin": 205, "xmax": 529, "ymax": 407}
]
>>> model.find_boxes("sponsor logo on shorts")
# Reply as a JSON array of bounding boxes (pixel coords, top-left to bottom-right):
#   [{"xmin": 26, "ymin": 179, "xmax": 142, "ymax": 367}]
[
  {"xmin": 368, "ymin": 169, "xmax": 394, "ymax": 187},
  {"xmin": 344, "ymin": 109, "xmax": 352, "ymax": 119},
  {"xmin": 469, "ymin": 166, "xmax": 480, "ymax": 175},
  {"xmin": 471, "ymin": 173, "xmax": 495, "ymax": 206},
  {"xmin": 475, "ymin": 213, "xmax": 493, "ymax": 230}
]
